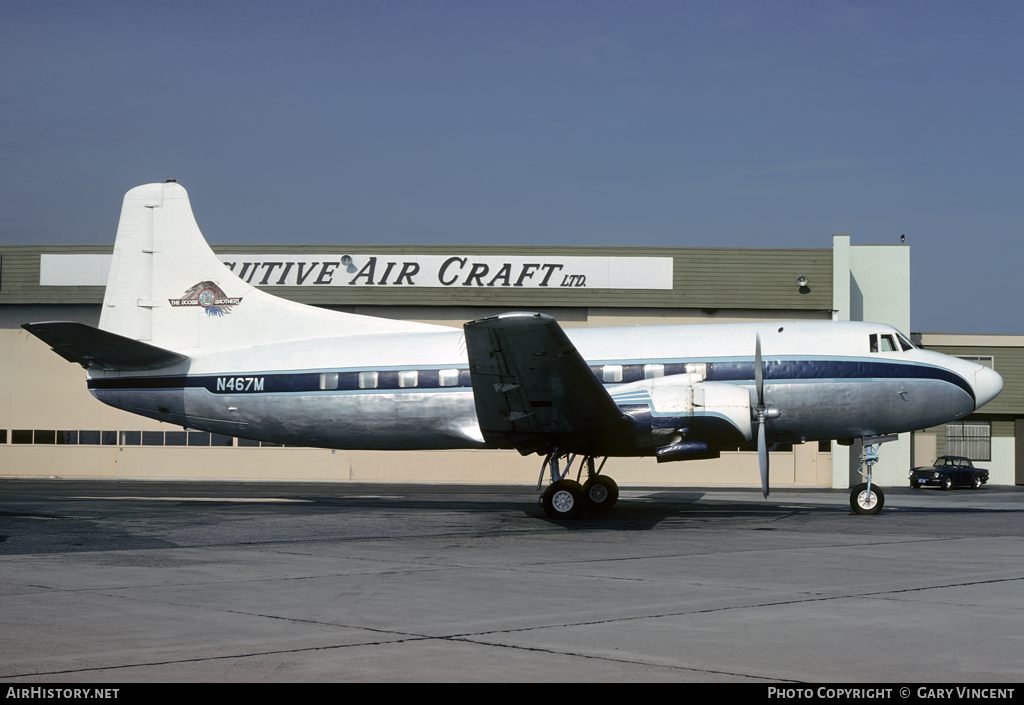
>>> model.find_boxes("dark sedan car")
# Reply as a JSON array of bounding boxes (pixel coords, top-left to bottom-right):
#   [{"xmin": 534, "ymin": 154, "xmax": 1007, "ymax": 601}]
[{"xmin": 909, "ymin": 455, "xmax": 989, "ymax": 490}]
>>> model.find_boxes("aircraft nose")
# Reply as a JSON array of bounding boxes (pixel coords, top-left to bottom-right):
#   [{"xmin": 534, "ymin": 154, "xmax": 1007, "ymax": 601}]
[{"xmin": 974, "ymin": 365, "xmax": 1003, "ymax": 410}]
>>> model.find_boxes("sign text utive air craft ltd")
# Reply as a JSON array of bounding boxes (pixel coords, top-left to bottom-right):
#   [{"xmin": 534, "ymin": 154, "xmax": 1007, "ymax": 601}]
[
  {"xmin": 219, "ymin": 255, "xmax": 672, "ymax": 289},
  {"xmin": 38, "ymin": 254, "xmax": 673, "ymax": 290}
]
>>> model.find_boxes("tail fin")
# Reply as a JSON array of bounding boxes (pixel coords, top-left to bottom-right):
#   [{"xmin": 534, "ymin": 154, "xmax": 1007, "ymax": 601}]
[{"xmin": 99, "ymin": 182, "xmax": 443, "ymax": 352}]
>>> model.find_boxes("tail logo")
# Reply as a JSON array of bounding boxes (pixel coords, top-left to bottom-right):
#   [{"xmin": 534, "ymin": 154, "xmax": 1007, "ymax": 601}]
[{"xmin": 168, "ymin": 281, "xmax": 242, "ymax": 317}]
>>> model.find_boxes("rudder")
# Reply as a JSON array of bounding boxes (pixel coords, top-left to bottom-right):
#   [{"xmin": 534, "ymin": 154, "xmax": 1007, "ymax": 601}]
[{"xmin": 99, "ymin": 182, "xmax": 443, "ymax": 352}]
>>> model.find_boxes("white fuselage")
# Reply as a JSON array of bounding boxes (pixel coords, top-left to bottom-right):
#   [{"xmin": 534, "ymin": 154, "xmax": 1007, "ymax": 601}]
[{"xmin": 87, "ymin": 319, "xmax": 1001, "ymax": 454}]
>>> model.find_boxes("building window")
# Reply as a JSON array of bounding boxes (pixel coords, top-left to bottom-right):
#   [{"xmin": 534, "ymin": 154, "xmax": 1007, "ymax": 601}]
[
  {"xmin": 33, "ymin": 430, "xmax": 56, "ymax": 444},
  {"xmin": 945, "ymin": 421, "xmax": 991, "ymax": 461},
  {"xmin": 164, "ymin": 432, "xmax": 187, "ymax": 446},
  {"xmin": 958, "ymin": 356, "xmax": 994, "ymax": 369}
]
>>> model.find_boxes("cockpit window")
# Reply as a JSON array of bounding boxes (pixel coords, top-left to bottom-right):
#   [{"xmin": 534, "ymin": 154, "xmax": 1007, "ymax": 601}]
[
  {"xmin": 870, "ymin": 333, "xmax": 902, "ymax": 353},
  {"xmin": 895, "ymin": 332, "xmax": 915, "ymax": 351}
]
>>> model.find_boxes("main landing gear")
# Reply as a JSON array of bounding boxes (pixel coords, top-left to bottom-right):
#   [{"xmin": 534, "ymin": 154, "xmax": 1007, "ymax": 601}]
[
  {"xmin": 539, "ymin": 452, "xmax": 619, "ymax": 520},
  {"xmin": 849, "ymin": 435, "xmax": 897, "ymax": 515}
]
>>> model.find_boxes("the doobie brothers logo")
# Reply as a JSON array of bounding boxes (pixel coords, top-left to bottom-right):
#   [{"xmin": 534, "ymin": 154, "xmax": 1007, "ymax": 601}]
[{"xmin": 168, "ymin": 281, "xmax": 242, "ymax": 317}]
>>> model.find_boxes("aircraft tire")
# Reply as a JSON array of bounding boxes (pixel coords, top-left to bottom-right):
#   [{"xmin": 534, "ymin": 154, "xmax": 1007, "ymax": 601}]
[
  {"xmin": 582, "ymin": 475, "xmax": 619, "ymax": 511},
  {"xmin": 850, "ymin": 483, "xmax": 884, "ymax": 515},
  {"xmin": 542, "ymin": 480, "xmax": 585, "ymax": 520}
]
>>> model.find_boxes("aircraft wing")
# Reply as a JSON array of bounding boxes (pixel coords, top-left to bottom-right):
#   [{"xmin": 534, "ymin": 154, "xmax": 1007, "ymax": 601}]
[
  {"xmin": 22, "ymin": 322, "xmax": 189, "ymax": 371},
  {"xmin": 463, "ymin": 312, "xmax": 626, "ymax": 451}
]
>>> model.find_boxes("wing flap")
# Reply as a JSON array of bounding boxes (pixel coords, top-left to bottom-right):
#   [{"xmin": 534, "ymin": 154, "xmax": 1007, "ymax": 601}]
[
  {"xmin": 22, "ymin": 322, "xmax": 189, "ymax": 371},
  {"xmin": 463, "ymin": 312, "xmax": 624, "ymax": 449}
]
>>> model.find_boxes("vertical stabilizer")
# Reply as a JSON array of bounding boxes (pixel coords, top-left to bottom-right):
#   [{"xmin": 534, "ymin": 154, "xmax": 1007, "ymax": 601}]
[{"xmin": 99, "ymin": 182, "xmax": 443, "ymax": 352}]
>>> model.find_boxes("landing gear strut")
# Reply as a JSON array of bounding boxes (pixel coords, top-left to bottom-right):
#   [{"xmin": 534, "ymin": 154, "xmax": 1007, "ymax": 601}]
[
  {"xmin": 849, "ymin": 435, "xmax": 896, "ymax": 515},
  {"xmin": 539, "ymin": 452, "xmax": 617, "ymax": 520}
]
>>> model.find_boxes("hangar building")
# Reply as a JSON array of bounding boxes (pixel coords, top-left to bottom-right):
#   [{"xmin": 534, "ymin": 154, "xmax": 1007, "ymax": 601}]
[{"xmin": 2, "ymin": 233, "xmax": 1021, "ymax": 488}]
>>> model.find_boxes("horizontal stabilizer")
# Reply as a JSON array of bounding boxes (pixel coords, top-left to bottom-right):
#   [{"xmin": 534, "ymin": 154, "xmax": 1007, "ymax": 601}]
[
  {"xmin": 464, "ymin": 312, "xmax": 625, "ymax": 449},
  {"xmin": 22, "ymin": 322, "xmax": 189, "ymax": 371}
]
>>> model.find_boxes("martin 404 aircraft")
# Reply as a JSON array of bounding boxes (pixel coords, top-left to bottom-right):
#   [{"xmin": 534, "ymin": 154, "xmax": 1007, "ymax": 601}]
[{"xmin": 23, "ymin": 182, "xmax": 1003, "ymax": 518}]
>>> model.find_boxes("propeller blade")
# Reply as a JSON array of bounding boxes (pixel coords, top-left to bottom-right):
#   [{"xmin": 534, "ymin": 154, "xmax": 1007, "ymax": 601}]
[
  {"xmin": 755, "ymin": 332, "xmax": 769, "ymax": 499},
  {"xmin": 755, "ymin": 333, "xmax": 764, "ymax": 406},
  {"xmin": 758, "ymin": 420, "xmax": 769, "ymax": 499}
]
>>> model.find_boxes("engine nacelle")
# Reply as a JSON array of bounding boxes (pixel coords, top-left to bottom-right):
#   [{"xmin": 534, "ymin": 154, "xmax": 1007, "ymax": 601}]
[{"xmin": 613, "ymin": 375, "xmax": 753, "ymax": 455}]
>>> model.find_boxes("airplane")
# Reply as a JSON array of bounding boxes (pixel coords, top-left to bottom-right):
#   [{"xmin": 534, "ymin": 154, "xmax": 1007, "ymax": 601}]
[{"xmin": 22, "ymin": 182, "xmax": 1004, "ymax": 519}]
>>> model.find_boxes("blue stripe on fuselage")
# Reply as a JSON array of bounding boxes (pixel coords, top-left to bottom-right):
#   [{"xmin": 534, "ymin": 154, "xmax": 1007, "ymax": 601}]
[
  {"xmin": 705, "ymin": 359, "xmax": 973, "ymax": 402},
  {"xmin": 86, "ymin": 357, "xmax": 974, "ymax": 402}
]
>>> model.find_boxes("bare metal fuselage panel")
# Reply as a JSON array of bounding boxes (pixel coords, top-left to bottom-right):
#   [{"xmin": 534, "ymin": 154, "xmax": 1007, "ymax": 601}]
[{"xmin": 87, "ymin": 340, "xmax": 978, "ymax": 456}]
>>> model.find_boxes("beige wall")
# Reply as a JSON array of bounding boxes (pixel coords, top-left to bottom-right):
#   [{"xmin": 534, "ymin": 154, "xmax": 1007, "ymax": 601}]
[{"xmin": 0, "ymin": 444, "xmax": 833, "ymax": 487}]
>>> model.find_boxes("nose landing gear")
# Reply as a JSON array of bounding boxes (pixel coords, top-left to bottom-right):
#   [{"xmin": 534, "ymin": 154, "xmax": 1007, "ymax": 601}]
[{"xmin": 849, "ymin": 435, "xmax": 896, "ymax": 515}]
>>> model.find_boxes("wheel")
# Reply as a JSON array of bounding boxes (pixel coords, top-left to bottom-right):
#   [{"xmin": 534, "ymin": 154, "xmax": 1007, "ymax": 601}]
[
  {"xmin": 582, "ymin": 475, "xmax": 619, "ymax": 511},
  {"xmin": 971, "ymin": 474, "xmax": 983, "ymax": 490},
  {"xmin": 942, "ymin": 475, "xmax": 953, "ymax": 491},
  {"xmin": 850, "ymin": 483, "xmax": 884, "ymax": 515},
  {"xmin": 541, "ymin": 480, "xmax": 584, "ymax": 520}
]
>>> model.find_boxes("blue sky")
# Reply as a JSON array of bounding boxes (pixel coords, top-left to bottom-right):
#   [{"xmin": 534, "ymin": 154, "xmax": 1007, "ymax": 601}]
[{"xmin": 2, "ymin": 1, "xmax": 1021, "ymax": 334}]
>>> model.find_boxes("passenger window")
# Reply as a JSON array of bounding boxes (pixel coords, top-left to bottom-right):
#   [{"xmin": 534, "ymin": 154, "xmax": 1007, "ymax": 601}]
[
  {"xmin": 358, "ymin": 371, "xmax": 378, "ymax": 389},
  {"xmin": 644, "ymin": 364, "xmax": 664, "ymax": 379},
  {"xmin": 602, "ymin": 365, "xmax": 623, "ymax": 383},
  {"xmin": 439, "ymin": 369, "xmax": 460, "ymax": 387},
  {"xmin": 320, "ymin": 373, "xmax": 339, "ymax": 390},
  {"xmin": 399, "ymin": 370, "xmax": 418, "ymax": 388}
]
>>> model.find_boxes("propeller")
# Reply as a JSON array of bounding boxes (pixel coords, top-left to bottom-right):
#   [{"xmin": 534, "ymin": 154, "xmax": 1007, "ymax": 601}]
[{"xmin": 754, "ymin": 333, "xmax": 780, "ymax": 499}]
